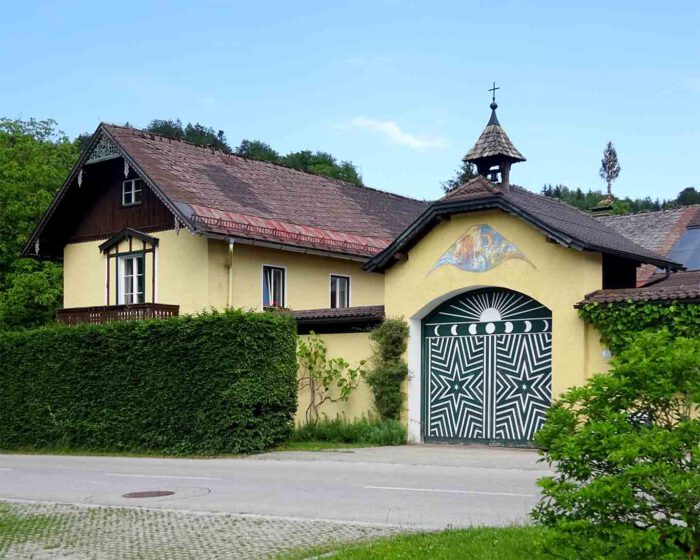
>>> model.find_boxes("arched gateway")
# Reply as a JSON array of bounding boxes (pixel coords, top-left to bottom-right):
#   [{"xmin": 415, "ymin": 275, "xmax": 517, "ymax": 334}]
[{"xmin": 422, "ymin": 288, "xmax": 552, "ymax": 445}]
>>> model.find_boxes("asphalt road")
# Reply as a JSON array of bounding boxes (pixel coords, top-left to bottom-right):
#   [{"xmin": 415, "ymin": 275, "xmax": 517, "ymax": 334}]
[{"xmin": 0, "ymin": 445, "xmax": 549, "ymax": 530}]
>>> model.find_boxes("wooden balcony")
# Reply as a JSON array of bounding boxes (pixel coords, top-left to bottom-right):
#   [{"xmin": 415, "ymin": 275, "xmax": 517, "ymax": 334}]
[{"xmin": 57, "ymin": 303, "xmax": 180, "ymax": 325}]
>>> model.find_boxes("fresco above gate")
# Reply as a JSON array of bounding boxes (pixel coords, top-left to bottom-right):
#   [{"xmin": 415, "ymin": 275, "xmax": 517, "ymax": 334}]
[{"xmin": 431, "ymin": 224, "xmax": 532, "ymax": 273}]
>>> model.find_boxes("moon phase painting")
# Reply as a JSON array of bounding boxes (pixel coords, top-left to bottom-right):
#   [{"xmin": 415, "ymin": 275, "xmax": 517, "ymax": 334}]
[{"xmin": 431, "ymin": 224, "xmax": 532, "ymax": 274}]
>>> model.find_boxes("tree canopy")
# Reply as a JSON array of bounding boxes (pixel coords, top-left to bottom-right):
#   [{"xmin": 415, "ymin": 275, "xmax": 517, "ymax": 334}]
[
  {"xmin": 146, "ymin": 119, "xmax": 232, "ymax": 153},
  {"xmin": 441, "ymin": 161, "xmax": 477, "ymax": 193},
  {"xmin": 541, "ymin": 184, "xmax": 696, "ymax": 214},
  {"xmin": 0, "ymin": 118, "xmax": 79, "ymax": 330}
]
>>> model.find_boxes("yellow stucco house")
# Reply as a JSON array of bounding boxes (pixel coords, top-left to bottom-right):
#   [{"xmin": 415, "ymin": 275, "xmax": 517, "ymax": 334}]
[{"xmin": 25, "ymin": 102, "xmax": 682, "ymax": 445}]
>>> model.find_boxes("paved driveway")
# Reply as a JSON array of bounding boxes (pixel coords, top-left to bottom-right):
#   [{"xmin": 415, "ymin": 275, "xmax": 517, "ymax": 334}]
[{"xmin": 0, "ymin": 445, "xmax": 548, "ymax": 530}]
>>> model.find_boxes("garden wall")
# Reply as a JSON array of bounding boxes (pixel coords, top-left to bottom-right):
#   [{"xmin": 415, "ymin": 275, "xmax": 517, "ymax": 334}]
[{"xmin": 0, "ymin": 310, "xmax": 297, "ymax": 454}]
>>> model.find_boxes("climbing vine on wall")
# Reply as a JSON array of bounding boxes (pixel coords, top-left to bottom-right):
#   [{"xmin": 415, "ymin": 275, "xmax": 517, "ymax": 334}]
[
  {"xmin": 578, "ymin": 301, "xmax": 700, "ymax": 354},
  {"xmin": 297, "ymin": 332, "xmax": 365, "ymax": 425},
  {"xmin": 366, "ymin": 319, "xmax": 409, "ymax": 421}
]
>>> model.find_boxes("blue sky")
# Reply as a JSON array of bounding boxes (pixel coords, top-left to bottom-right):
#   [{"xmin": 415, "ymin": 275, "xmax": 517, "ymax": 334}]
[{"xmin": 2, "ymin": 1, "xmax": 698, "ymax": 201}]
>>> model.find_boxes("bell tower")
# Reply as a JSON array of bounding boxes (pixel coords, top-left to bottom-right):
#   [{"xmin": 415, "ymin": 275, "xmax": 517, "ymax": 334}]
[{"xmin": 464, "ymin": 83, "xmax": 525, "ymax": 190}]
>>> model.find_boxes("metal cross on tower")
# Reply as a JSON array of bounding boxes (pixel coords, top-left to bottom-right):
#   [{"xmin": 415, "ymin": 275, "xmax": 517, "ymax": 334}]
[{"xmin": 489, "ymin": 82, "xmax": 500, "ymax": 103}]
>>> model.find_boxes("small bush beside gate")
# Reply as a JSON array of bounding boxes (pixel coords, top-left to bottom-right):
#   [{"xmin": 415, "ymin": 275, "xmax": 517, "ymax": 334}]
[{"xmin": 0, "ymin": 310, "xmax": 298, "ymax": 455}]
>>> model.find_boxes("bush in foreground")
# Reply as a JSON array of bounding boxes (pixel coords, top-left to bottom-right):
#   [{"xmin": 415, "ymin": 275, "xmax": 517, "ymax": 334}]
[
  {"xmin": 0, "ymin": 310, "xmax": 298, "ymax": 455},
  {"xmin": 290, "ymin": 416, "xmax": 406, "ymax": 446},
  {"xmin": 533, "ymin": 330, "xmax": 700, "ymax": 559}
]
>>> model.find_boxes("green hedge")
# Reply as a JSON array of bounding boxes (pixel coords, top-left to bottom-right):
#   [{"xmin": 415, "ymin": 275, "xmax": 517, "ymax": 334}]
[{"xmin": 0, "ymin": 310, "xmax": 297, "ymax": 455}]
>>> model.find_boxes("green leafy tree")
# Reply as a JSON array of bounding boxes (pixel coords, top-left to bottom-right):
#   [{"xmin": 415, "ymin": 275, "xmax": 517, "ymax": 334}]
[
  {"xmin": 282, "ymin": 149, "xmax": 363, "ymax": 186},
  {"xmin": 234, "ymin": 139, "xmax": 280, "ymax": 162},
  {"xmin": 599, "ymin": 140, "xmax": 622, "ymax": 198},
  {"xmin": 146, "ymin": 119, "xmax": 185, "ymax": 141},
  {"xmin": 0, "ymin": 118, "xmax": 78, "ymax": 330},
  {"xmin": 677, "ymin": 187, "xmax": 700, "ymax": 206},
  {"xmin": 183, "ymin": 122, "xmax": 231, "ymax": 153},
  {"xmin": 441, "ymin": 161, "xmax": 477, "ymax": 193},
  {"xmin": 145, "ymin": 119, "xmax": 231, "ymax": 153},
  {"xmin": 533, "ymin": 330, "xmax": 700, "ymax": 559}
]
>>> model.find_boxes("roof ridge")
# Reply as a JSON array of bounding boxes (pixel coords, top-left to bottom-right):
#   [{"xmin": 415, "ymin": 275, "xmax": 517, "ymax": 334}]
[{"xmin": 101, "ymin": 122, "xmax": 427, "ymax": 205}]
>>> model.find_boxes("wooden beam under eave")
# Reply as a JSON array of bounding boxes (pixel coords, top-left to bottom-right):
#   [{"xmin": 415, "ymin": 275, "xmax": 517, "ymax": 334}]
[{"xmin": 394, "ymin": 252, "xmax": 408, "ymax": 262}]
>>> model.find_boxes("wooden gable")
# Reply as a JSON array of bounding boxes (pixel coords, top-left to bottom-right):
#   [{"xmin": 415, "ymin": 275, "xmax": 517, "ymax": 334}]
[{"xmin": 38, "ymin": 157, "xmax": 175, "ymax": 259}]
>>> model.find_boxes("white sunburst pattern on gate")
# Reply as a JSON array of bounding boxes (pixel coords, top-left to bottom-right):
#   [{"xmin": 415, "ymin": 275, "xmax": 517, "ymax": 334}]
[{"xmin": 423, "ymin": 288, "xmax": 552, "ymax": 444}]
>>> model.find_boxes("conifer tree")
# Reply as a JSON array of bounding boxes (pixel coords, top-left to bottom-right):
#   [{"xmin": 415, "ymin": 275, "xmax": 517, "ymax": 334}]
[{"xmin": 599, "ymin": 141, "xmax": 621, "ymax": 198}]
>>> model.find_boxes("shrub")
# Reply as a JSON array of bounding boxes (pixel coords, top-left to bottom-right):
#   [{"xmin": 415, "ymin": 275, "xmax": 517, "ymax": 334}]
[
  {"xmin": 366, "ymin": 319, "xmax": 409, "ymax": 420},
  {"xmin": 0, "ymin": 309, "xmax": 297, "ymax": 455},
  {"xmin": 290, "ymin": 416, "xmax": 406, "ymax": 446},
  {"xmin": 532, "ymin": 330, "xmax": 700, "ymax": 559}
]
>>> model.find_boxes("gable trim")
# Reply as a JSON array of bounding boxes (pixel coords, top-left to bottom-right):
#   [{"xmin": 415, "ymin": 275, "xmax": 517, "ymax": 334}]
[
  {"xmin": 99, "ymin": 228, "xmax": 160, "ymax": 253},
  {"xmin": 22, "ymin": 124, "xmax": 194, "ymax": 259}
]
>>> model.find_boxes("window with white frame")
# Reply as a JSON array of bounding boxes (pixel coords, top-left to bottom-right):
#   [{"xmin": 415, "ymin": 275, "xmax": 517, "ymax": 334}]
[
  {"xmin": 122, "ymin": 179, "xmax": 143, "ymax": 206},
  {"xmin": 118, "ymin": 254, "xmax": 145, "ymax": 304},
  {"xmin": 330, "ymin": 275, "xmax": 350, "ymax": 309},
  {"xmin": 263, "ymin": 266, "xmax": 286, "ymax": 308}
]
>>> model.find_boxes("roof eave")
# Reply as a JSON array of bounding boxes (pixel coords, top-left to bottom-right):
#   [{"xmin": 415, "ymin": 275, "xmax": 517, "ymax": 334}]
[{"xmin": 364, "ymin": 196, "xmax": 680, "ymax": 273}]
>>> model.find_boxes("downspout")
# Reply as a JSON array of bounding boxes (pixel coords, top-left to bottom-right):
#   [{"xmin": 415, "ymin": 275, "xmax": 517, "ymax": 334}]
[{"xmin": 227, "ymin": 238, "xmax": 235, "ymax": 308}]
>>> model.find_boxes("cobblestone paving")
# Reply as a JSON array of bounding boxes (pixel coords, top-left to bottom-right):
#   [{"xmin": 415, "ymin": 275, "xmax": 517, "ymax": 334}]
[{"xmin": 1, "ymin": 501, "xmax": 409, "ymax": 559}]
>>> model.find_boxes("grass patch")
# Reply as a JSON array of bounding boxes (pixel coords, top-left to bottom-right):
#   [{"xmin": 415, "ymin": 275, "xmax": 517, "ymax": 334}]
[
  {"xmin": 1, "ymin": 418, "xmax": 406, "ymax": 457},
  {"xmin": 290, "ymin": 417, "xmax": 406, "ymax": 447},
  {"xmin": 281, "ymin": 526, "xmax": 550, "ymax": 560},
  {"xmin": 0, "ymin": 503, "xmax": 58, "ymax": 552}
]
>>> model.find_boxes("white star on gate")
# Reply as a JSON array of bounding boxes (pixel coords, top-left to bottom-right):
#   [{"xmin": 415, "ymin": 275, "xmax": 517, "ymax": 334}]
[
  {"xmin": 498, "ymin": 364, "xmax": 549, "ymax": 420},
  {"xmin": 432, "ymin": 365, "xmax": 483, "ymax": 417}
]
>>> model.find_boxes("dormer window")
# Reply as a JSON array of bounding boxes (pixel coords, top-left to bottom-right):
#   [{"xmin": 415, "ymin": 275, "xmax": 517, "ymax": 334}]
[{"xmin": 122, "ymin": 179, "xmax": 143, "ymax": 206}]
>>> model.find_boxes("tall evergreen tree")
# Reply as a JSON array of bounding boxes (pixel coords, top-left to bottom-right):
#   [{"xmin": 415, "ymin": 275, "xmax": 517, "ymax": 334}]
[{"xmin": 599, "ymin": 141, "xmax": 621, "ymax": 198}]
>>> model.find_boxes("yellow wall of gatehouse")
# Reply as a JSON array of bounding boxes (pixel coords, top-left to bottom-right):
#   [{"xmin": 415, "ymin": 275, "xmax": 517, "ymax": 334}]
[{"xmin": 384, "ymin": 209, "xmax": 610, "ymax": 399}]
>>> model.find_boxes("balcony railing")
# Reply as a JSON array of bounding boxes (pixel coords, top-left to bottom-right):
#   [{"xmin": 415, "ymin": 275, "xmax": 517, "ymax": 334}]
[{"xmin": 57, "ymin": 303, "xmax": 180, "ymax": 325}]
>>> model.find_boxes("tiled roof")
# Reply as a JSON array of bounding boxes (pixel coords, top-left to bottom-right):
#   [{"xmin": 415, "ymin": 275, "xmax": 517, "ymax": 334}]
[
  {"xmin": 384, "ymin": 176, "xmax": 677, "ymax": 267},
  {"xmin": 464, "ymin": 109, "xmax": 525, "ymax": 163},
  {"xmin": 597, "ymin": 206, "xmax": 699, "ymax": 285},
  {"xmin": 597, "ymin": 206, "xmax": 700, "ymax": 254},
  {"xmin": 580, "ymin": 270, "xmax": 700, "ymax": 304},
  {"xmin": 292, "ymin": 305, "xmax": 385, "ymax": 322},
  {"xmin": 102, "ymin": 125, "xmax": 427, "ymax": 258}
]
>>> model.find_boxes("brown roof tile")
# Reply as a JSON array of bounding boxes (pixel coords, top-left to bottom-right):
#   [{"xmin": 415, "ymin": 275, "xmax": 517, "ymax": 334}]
[
  {"xmin": 464, "ymin": 123, "xmax": 526, "ymax": 163},
  {"xmin": 580, "ymin": 270, "xmax": 700, "ymax": 304},
  {"xmin": 292, "ymin": 305, "xmax": 385, "ymax": 322},
  {"xmin": 103, "ymin": 125, "xmax": 427, "ymax": 258}
]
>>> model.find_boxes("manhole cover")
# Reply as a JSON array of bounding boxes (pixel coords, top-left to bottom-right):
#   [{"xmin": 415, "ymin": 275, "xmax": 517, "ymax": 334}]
[{"xmin": 122, "ymin": 490, "xmax": 175, "ymax": 499}]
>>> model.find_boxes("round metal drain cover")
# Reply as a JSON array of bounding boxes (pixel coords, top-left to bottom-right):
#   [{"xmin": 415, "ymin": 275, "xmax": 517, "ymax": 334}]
[{"xmin": 122, "ymin": 490, "xmax": 175, "ymax": 499}]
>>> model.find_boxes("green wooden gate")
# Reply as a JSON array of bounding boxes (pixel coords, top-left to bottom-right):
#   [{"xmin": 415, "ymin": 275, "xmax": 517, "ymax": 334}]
[{"xmin": 422, "ymin": 288, "xmax": 552, "ymax": 445}]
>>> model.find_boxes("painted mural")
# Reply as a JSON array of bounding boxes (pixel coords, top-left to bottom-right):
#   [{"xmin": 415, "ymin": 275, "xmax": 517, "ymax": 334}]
[{"xmin": 431, "ymin": 224, "xmax": 531, "ymax": 273}]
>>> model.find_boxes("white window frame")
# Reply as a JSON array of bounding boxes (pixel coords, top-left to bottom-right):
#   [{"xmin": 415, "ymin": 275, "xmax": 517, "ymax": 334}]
[
  {"xmin": 122, "ymin": 178, "xmax": 143, "ymax": 206},
  {"xmin": 117, "ymin": 253, "xmax": 145, "ymax": 305},
  {"xmin": 329, "ymin": 274, "xmax": 351, "ymax": 309},
  {"xmin": 262, "ymin": 264, "xmax": 287, "ymax": 309}
]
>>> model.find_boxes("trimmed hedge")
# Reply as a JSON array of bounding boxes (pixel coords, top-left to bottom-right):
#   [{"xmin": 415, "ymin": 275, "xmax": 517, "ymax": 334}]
[{"xmin": 0, "ymin": 310, "xmax": 297, "ymax": 455}]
